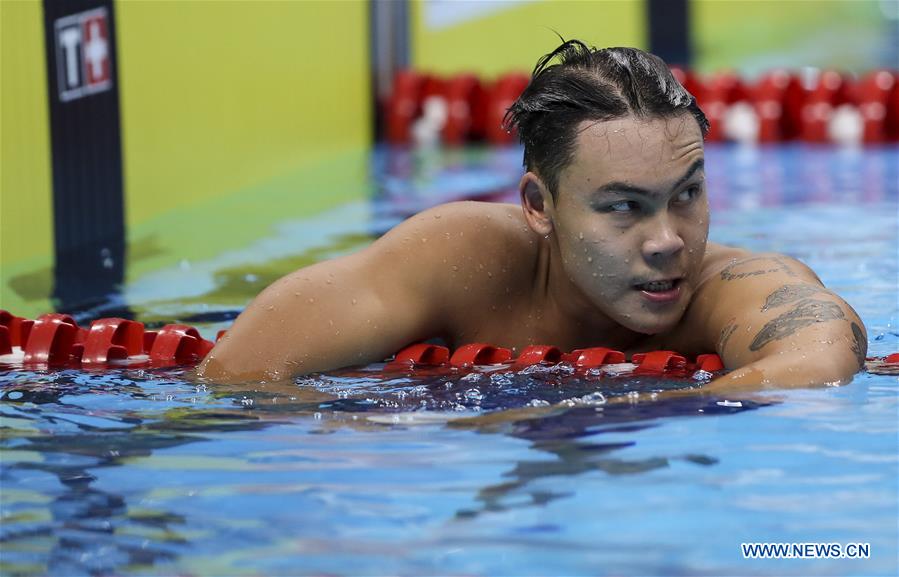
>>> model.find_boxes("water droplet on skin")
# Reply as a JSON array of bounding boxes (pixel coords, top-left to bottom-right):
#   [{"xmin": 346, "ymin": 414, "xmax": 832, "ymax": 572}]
[
  {"xmin": 578, "ymin": 232, "xmax": 584, "ymax": 240},
  {"xmin": 351, "ymin": 299, "xmax": 357, "ymax": 305},
  {"xmin": 266, "ymin": 305, "xmax": 274, "ymax": 311},
  {"xmin": 592, "ymin": 272, "xmax": 598, "ymax": 277},
  {"xmin": 294, "ymin": 292, "xmax": 300, "ymax": 297},
  {"xmin": 435, "ymin": 214, "xmax": 442, "ymax": 219},
  {"xmin": 487, "ymin": 271, "xmax": 493, "ymax": 278},
  {"xmin": 421, "ymin": 238, "xmax": 427, "ymax": 243},
  {"xmin": 308, "ymin": 298, "xmax": 315, "ymax": 304},
  {"xmin": 587, "ymin": 257, "xmax": 593, "ymax": 263},
  {"xmin": 452, "ymin": 265, "xmax": 459, "ymax": 272}
]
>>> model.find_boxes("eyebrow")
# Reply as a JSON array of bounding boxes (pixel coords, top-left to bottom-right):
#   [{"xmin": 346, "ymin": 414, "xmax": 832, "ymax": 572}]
[{"xmin": 593, "ymin": 158, "xmax": 705, "ymax": 198}]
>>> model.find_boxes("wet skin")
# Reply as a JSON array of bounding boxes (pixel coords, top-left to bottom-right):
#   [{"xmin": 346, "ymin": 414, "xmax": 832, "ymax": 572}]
[{"xmin": 199, "ymin": 114, "xmax": 866, "ymax": 390}]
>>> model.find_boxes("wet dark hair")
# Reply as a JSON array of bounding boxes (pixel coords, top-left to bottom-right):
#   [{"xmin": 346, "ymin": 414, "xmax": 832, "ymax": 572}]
[{"xmin": 504, "ymin": 40, "xmax": 709, "ymax": 198}]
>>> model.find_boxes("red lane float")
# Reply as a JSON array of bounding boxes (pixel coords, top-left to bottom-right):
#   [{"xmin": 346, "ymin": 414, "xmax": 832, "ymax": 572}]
[
  {"xmin": 450, "ymin": 343, "xmax": 513, "ymax": 367},
  {"xmin": 0, "ymin": 309, "xmax": 215, "ymax": 368},
  {"xmin": 78, "ymin": 318, "xmax": 144, "ymax": 364},
  {"xmin": 383, "ymin": 67, "xmax": 899, "ymax": 146},
  {"xmin": 386, "ymin": 343, "xmax": 450, "ymax": 369},
  {"xmin": 2, "ymin": 310, "xmax": 897, "ymax": 378},
  {"xmin": 0, "ymin": 311, "xmax": 34, "ymax": 350},
  {"xmin": 23, "ymin": 314, "xmax": 79, "ymax": 364}
]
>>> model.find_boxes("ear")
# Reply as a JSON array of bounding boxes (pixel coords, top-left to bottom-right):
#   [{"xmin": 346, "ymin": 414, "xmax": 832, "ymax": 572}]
[{"xmin": 519, "ymin": 172, "xmax": 555, "ymax": 237}]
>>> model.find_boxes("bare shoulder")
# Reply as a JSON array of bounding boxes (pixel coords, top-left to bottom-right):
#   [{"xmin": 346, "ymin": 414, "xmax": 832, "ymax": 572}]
[
  {"xmin": 696, "ymin": 244, "xmax": 820, "ymax": 288},
  {"xmin": 391, "ymin": 201, "xmax": 532, "ymax": 247},
  {"xmin": 375, "ymin": 201, "xmax": 536, "ymax": 280},
  {"xmin": 359, "ymin": 201, "xmax": 539, "ymax": 342},
  {"xmin": 672, "ymin": 246, "xmax": 824, "ymax": 351}
]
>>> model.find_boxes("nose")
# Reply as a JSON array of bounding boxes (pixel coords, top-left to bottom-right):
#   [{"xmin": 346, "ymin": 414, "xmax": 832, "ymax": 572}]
[{"xmin": 641, "ymin": 214, "xmax": 684, "ymax": 261}]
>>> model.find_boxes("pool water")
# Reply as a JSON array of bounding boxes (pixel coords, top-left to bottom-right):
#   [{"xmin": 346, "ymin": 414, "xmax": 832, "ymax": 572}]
[{"xmin": 1, "ymin": 144, "xmax": 897, "ymax": 576}]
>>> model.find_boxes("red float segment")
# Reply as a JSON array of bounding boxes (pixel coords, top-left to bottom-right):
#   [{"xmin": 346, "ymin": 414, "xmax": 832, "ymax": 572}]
[
  {"xmin": 386, "ymin": 70, "xmax": 427, "ymax": 145},
  {"xmin": 514, "ymin": 345, "xmax": 563, "ymax": 367},
  {"xmin": 23, "ymin": 313, "xmax": 79, "ymax": 364},
  {"xmin": 692, "ymin": 71, "xmax": 750, "ymax": 142},
  {"xmin": 148, "ymin": 324, "xmax": 213, "ymax": 363},
  {"xmin": 750, "ymin": 70, "xmax": 793, "ymax": 143},
  {"xmin": 800, "ymin": 70, "xmax": 850, "ymax": 143},
  {"xmin": 885, "ymin": 353, "xmax": 899, "ymax": 364},
  {"xmin": 0, "ymin": 326, "xmax": 11, "ymax": 355},
  {"xmin": 885, "ymin": 72, "xmax": 899, "ymax": 142},
  {"xmin": 450, "ymin": 343, "xmax": 513, "ymax": 367},
  {"xmin": 81, "ymin": 318, "xmax": 145, "ymax": 365},
  {"xmin": 695, "ymin": 353, "xmax": 725, "ymax": 372},
  {"xmin": 197, "ymin": 338, "xmax": 215, "ymax": 359},
  {"xmin": 143, "ymin": 331, "xmax": 158, "ymax": 354},
  {"xmin": 632, "ymin": 351, "xmax": 687, "ymax": 373},
  {"xmin": 0, "ymin": 310, "xmax": 34, "ymax": 348},
  {"xmin": 484, "ymin": 73, "xmax": 529, "ymax": 145},
  {"xmin": 562, "ymin": 347, "xmax": 626, "ymax": 368},
  {"xmin": 854, "ymin": 70, "xmax": 896, "ymax": 144},
  {"xmin": 441, "ymin": 74, "xmax": 486, "ymax": 145},
  {"xmin": 390, "ymin": 343, "xmax": 451, "ymax": 367}
]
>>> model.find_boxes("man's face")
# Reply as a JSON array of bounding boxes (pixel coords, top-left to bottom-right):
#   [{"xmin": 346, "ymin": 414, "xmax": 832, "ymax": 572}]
[{"xmin": 551, "ymin": 114, "xmax": 708, "ymax": 334}]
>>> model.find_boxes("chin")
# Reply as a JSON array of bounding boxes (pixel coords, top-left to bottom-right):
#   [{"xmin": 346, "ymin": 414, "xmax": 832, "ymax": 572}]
[{"xmin": 623, "ymin": 313, "xmax": 683, "ymax": 336}]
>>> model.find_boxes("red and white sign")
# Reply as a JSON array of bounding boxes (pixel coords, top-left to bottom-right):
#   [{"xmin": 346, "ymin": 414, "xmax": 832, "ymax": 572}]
[{"xmin": 55, "ymin": 7, "xmax": 112, "ymax": 102}]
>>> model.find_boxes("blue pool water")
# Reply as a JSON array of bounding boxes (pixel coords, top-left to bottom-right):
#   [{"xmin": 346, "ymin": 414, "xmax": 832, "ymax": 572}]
[{"xmin": 1, "ymin": 144, "xmax": 897, "ymax": 576}]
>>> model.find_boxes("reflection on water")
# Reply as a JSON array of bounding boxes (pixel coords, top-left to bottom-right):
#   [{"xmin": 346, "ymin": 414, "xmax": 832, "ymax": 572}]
[{"xmin": 0, "ymin": 363, "xmax": 768, "ymax": 576}]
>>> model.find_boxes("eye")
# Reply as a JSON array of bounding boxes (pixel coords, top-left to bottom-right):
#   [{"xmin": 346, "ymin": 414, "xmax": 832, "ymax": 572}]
[
  {"xmin": 604, "ymin": 200, "xmax": 640, "ymax": 213},
  {"xmin": 674, "ymin": 184, "xmax": 701, "ymax": 204}
]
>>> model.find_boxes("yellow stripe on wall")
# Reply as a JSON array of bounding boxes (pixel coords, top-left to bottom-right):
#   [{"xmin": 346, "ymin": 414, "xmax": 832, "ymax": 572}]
[
  {"xmin": 692, "ymin": 0, "xmax": 890, "ymax": 75},
  {"xmin": 0, "ymin": 0, "xmax": 55, "ymax": 316},
  {"xmin": 116, "ymin": 0, "xmax": 371, "ymax": 228},
  {"xmin": 411, "ymin": 0, "xmax": 646, "ymax": 78}
]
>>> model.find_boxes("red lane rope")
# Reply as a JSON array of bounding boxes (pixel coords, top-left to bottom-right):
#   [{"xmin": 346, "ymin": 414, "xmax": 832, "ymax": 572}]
[
  {"xmin": 1, "ymin": 310, "xmax": 896, "ymax": 376},
  {"xmin": 384, "ymin": 68, "xmax": 899, "ymax": 146}
]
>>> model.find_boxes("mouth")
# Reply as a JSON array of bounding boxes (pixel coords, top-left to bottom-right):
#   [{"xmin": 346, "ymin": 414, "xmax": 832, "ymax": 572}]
[{"xmin": 634, "ymin": 278, "xmax": 683, "ymax": 303}]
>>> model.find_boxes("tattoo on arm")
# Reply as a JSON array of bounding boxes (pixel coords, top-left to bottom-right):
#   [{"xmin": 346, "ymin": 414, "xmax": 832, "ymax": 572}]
[
  {"xmin": 717, "ymin": 319, "xmax": 738, "ymax": 353},
  {"xmin": 761, "ymin": 284, "xmax": 826, "ymax": 311},
  {"xmin": 850, "ymin": 322, "xmax": 868, "ymax": 370},
  {"xmin": 721, "ymin": 256, "xmax": 799, "ymax": 281},
  {"xmin": 749, "ymin": 298, "xmax": 846, "ymax": 351}
]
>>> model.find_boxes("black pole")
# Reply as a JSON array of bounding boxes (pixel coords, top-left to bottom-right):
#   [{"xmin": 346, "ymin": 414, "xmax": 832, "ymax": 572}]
[
  {"xmin": 42, "ymin": 0, "xmax": 127, "ymax": 315},
  {"xmin": 647, "ymin": 0, "xmax": 692, "ymax": 67},
  {"xmin": 370, "ymin": 0, "xmax": 410, "ymax": 142}
]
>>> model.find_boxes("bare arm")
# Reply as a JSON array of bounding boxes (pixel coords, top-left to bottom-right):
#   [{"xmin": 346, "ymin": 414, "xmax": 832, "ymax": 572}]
[
  {"xmin": 695, "ymin": 254, "xmax": 866, "ymax": 390},
  {"xmin": 198, "ymin": 209, "xmax": 449, "ymax": 382}
]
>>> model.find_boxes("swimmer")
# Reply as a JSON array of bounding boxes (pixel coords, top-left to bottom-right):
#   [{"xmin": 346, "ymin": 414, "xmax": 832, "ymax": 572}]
[{"xmin": 198, "ymin": 40, "xmax": 867, "ymax": 388}]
